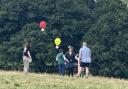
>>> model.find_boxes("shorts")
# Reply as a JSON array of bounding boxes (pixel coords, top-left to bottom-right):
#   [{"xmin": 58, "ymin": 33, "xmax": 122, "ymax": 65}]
[{"xmin": 80, "ymin": 62, "xmax": 90, "ymax": 67}]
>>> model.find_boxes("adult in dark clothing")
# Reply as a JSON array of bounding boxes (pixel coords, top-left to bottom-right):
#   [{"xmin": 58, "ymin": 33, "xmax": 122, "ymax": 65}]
[{"xmin": 65, "ymin": 46, "xmax": 76, "ymax": 77}]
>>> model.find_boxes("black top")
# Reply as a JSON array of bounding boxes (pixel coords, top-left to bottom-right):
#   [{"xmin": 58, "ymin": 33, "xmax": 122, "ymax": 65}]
[
  {"xmin": 65, "ymin": 52, "xmax": 76, "ymax": 63},
  {"xmin": 23, "ymin": 47, "xmax": 30, "ymax": 57}
]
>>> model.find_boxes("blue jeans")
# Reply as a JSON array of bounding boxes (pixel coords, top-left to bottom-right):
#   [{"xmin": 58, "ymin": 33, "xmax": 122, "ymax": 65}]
[{"xmin": 58, "ymin": 64, "xmax": 65, "ymax": 76}]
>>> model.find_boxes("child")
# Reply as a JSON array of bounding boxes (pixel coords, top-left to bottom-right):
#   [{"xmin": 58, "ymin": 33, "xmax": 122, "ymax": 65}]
[
  {"xmin": 56, "ymin": 49, "xmax": 69, "ymax": 76},
  {"xmin": 75, "ymin": 54, "xmax": 85, "ymax": 77},
  {"xmin": 75, "ymin": 54, "xmax": 80, "ymax": 74}
]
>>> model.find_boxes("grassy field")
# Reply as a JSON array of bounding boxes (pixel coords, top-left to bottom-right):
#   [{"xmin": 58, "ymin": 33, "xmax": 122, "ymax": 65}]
[{"xmin": 0, "ymin": 71, "xmax": 127, "ymax": 89}]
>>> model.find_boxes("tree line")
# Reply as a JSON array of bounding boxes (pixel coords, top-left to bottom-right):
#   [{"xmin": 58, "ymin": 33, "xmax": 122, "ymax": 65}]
[{"xmin": 0, "ymin": 0, "xmax": 128, "ymax": 78}]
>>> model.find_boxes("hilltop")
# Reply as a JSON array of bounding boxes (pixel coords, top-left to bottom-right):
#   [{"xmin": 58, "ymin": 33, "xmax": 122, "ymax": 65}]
[{"xmin": 0, "ymin": 71, "xmax": 127, "ymax": 89}]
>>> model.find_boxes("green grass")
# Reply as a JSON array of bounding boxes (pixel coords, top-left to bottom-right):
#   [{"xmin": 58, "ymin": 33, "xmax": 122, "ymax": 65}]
[{"xmin": 0, "ymin": 71, "xmax": 127, "ymax": 89}]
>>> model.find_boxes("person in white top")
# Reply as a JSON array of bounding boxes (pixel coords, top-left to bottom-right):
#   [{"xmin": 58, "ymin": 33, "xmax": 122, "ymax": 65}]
[
  {"xmin": 77, "ymin": 42, "xmax": 91, "ymax": 78},
  {"xmin": 23, "ymin": 40, "xmax": 32, "ymax": 74}
]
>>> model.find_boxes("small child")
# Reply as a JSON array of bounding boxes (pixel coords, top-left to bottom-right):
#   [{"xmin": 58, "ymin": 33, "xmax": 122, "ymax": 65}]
[
  {"xmin": 75, "ymin": 54, "xmax": 80, "ymax": 74},
  {"xmin": 75, "ymin": 54, "xmax": 85, "ymax": 77},
  {"xmin": 56, "ymin": 49, "xmax": 69, "ymax": 76}
]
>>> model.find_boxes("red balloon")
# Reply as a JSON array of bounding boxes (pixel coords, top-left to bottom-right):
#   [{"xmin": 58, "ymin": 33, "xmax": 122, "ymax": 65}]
[{"xmin": 40, "ymin": 21, "xmax": 47, "ymax": 29}]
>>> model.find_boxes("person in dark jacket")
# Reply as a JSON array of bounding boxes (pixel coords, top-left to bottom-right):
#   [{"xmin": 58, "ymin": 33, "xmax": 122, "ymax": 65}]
[{"xmin": 65, "ymin": 46, "xmax": 76, "ymax": 77}]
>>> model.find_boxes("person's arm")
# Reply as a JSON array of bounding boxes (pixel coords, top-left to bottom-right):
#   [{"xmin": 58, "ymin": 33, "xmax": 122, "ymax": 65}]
[
  {"xmin": 65, "ymin": 52, "xmax": 67, "ymax": 59},
  {"xmin": 27, "ymin": 51, "xmax": 32, "ymax": 62},
  {"xmin": 75, "ymin": 54, "xmax": 80, "ymax": 60},
  {"xmin": 56, "ymin": 54, "xmax": 58, "ymax": 61},
  {"xmin": 63, "ymin": 55, "xmax": 69, "ymax": 63},
  {"xmin": 79, "ymin": 49, "xmax": 82, "ymax": 60},
  {"xmin": 23, "ymin": 47, "xmax": 26, "ymax": 56},
  {"xmin": 75, "ymin": 54, "xmax": 78, "ymax": 60},
  {"xmin": 89, "ymin": 50, "xmax": 91, "ymax": 57},
  {"xmin": 89, "ymin": 49, "xmax": 91, "ymax": 61},
  {"xmin": 75, "ymin": 54, "xmax": 80, "ymax": 64}
]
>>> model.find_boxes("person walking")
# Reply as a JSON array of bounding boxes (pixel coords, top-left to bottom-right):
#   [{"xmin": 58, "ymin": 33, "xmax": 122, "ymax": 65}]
[
  {"xmin": 56, "ymin": 49, "xmax": 69, "ymax": 76},
  {"xmin": 23, "ymin": 40, "xmax": 32, "ymax": 74},
  {"xmin": 77, "ymin": 42, "xmax": 91, "ymax": 78},
  {"xmin": 65, "ymin": 46, "xmax": 76, "ymax": 77}
]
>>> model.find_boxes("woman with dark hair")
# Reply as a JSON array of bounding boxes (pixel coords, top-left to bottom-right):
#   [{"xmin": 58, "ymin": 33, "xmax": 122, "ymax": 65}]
[
  {"xmin": 23, "ymin": 40, "xmax": 32, "ymax": 74},
  {"xmin": 65, "ymin": 46, "xmax": 76, "ymax": 77}
]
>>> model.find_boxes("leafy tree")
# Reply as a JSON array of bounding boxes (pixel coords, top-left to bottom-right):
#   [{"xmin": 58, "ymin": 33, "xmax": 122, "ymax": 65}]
[
  {"xmin": 83, "ymin": 0, "xmax": 128, "ymax": 78},
  {"xmin": 0, "ymin": 0, "xmax": 128, "ymax": 78}
]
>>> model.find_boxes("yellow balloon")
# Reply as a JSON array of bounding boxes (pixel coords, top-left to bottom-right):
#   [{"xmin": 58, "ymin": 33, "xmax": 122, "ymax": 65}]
[{"xmin": 54, "ymin": 38, "xmax": 61, "ymax": 46}]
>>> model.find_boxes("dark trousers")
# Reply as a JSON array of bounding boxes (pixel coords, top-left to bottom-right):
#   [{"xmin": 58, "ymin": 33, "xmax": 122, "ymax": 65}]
[
  {"xmin": 68, "ymin": 67, "xmax": 74, "ymax": 77},
  {"xmin": 58, "ymin": 64, "xmax": 65, "ymax": 76},
  {"xmin": 66, "ymin": 63, "xmax": 75, "ymax": 77}
]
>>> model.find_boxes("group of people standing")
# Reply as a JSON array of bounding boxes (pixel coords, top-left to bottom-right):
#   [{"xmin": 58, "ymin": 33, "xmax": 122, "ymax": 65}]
[
  {"xmin": 56, "ymin": 46, "xmax": 76, "ymax": 77},
  {"xmin": 56, "ymin": 42, "xmax": 91, "ymax": 78},
  {"xmin": 22, "ymin": 40, "xmax": 91, "ymax": 78}
]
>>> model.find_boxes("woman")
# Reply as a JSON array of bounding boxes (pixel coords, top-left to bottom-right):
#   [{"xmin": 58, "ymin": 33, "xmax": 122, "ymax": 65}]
[
  {"xmin": 65, "ymin": 46, "xmax": 76, "ymax": 77},
  {"xmin": 56, "ymin": 49, "xmax": 69, "ymax": 76},
  {"xmin": 23, "ymin": 40, "xmax": 32, "ymax": 74}
]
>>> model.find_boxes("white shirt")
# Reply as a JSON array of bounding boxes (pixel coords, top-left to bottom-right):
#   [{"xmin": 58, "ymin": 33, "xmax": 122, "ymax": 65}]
[{"xmin": 79, "ymin": 46, "xmax": 91, "ymax": 63}]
